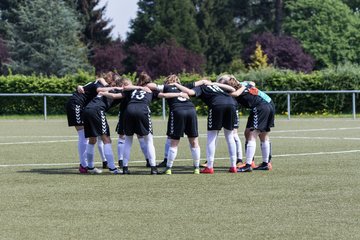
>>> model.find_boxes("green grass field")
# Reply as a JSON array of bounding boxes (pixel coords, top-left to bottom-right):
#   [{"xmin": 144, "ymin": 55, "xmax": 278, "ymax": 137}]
[{"xmin": 0, "ymin": 117, "xmax": 359, "ymax": 240}]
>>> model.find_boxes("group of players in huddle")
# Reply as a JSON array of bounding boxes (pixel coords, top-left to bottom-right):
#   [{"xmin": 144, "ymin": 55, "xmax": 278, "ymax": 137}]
[{"xmin": 66, "ymin": 71, "xmax": 275, "ymax": 175}]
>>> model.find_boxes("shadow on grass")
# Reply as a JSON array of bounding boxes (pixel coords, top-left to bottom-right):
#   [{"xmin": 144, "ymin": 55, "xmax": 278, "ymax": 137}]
[{"xmin": 17, "ymin": 165, "xmax": 232, "ymax": 175}]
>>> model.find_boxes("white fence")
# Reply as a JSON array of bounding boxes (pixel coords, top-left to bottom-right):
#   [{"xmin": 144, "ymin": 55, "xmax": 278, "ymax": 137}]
[{"xmin": 0, "ymin": 90, "xmax": 359, "ymax": 120}]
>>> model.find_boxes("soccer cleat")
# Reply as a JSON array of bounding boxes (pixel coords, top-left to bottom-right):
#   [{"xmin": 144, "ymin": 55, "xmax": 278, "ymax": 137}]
[
  {"xmin": 200, "ymin": 161, "xmax": 208, "ymax": 168},
  {"xmin": 122, "ymin": 166, "xmax": 130, "ymax": 175},
  {"xmin": 254, "ymin": 162, "xmax": 270, "ymax": 171},
  {"xmin": 118, "ymin": 160, "xmax": 123, "ymax": 168},
  {"xmin": 109, "ymin": 168, "xmax": 121, "ymax": 174},
  {"xmin": 268, "ymin": 162, "xmax": 272, "ymax": 170},
  {"xmin": 229, "ymin": 167, "xmax": 237, "ymax": 173},
  {"xmin": 151, "ymin": 166, "xmax": 159, "ymax": 175},
  {"xmin": 200, "ymin": 167, "xmax": 214, "ymax": 174},
  {"xmin": 237, "ymin": 164, "xmax": 253, "ymax": 172},
  {"xmin": 156, "ymin": 159, "xmax": 167, "ymax": 168},
  {"xmin": 146, "ymin": 159, "xmax": 151, "ymax": 168},
  {"xmin": 236, "ymin": 159, "xmax": 243, "ymax": 168},
  {"xmin": 102, "ymin": 161, "xmax": 108, "ymax": 169},
  {"xmin": 79, "ymin": 164, "xmax": 88, "ymax": 174},
  {"xmin": 88, "ymin": 167, "xmax": 102, "ymax": 174},
  {"xmin": 194, "ymin": 168, "xmax": 200, "ymax": 174},
  {"xmin": 164, "ymin": 168, "xmax": 172, "ymax": 175},
  {"xmin": 237, "ymin": 160, "xmax": 256, "ymax": 169}
]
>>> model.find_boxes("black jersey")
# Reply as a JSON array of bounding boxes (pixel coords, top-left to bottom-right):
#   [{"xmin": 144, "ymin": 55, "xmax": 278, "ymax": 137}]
[
  {"xmin": 85, "ymin": 89, "xmax": 122, "ymax": 112},
  {"xmin": 124, "ymin": 89, "xmax": 159, "ymax": 106},
  {"xmin": 235, "ymin": 87, "xmax": 272, "ymax": 109},
  {"xmin": 70, "ymin": 80, "xmax": 106, "ymax": 106},
  {"xmin": 193, "ymin": 84, "xmax": 235, "ymax": 107},
  {"xmin": 163, "ymin": 84, "xmax": 195, "ymax": 110}
]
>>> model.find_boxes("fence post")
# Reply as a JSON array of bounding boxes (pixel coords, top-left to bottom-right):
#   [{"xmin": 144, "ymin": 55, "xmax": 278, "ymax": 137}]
[
  {"xmin": 43, "ymin": 95, "xmax": 47, "ymax": 121},
  {"xmin": 287, "ymin": 93, "xmax": 291, "ymax": 120},
  {"xmin": 352, "ymin": 92, "xmax": 356, "ymax": 120}
]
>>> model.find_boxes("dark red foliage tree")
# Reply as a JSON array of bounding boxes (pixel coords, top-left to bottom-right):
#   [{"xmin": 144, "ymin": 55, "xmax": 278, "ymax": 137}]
[
  {"xmin": 126, "ymin": 40, "xmax": 205, "ymax": 78},
  {"xmin": 91, "ymin": 39, "xmax": 127, "ymax": 74},
  {"xmin": 242, "ymin": 32, "xmax": 315, "ymax": 73}
]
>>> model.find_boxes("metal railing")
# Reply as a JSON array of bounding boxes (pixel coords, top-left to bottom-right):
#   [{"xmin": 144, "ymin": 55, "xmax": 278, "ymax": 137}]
[{"xmin": 0, "ymin": 90, "xmax": 359, "ymax": 120}]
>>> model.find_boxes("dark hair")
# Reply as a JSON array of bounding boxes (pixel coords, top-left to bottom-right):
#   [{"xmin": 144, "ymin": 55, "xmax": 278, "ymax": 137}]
[{"xmin": 136, "ymin": 72, "xmax": 152, "ymax": 86}]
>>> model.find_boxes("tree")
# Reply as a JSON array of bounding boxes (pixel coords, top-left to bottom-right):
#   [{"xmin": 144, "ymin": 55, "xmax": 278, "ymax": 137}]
[
  {"xmin": 127, "ymin": 0, "xmax": 202, "ymax": 53},
  {"xmin": 126, "ymin": 40, "xmax": 205, "ymax": 78},
  {"xmin": 194, "ymin": 0, "xmax": 242, "ymax": 73},
  {"xmin": 0, "ymin": 0, "xmax": 25, "ymax": 37},
  {"xmin": 6, "ymin": 0, "xmax": 92, "ymax": 76},
  {"xmin": 91, "ymin": 39, "xmax": 127, "ymax": 74},
  {"xmin": 64, "ymin": 0, "xmax": 113, "ymax": 47},
  {"xmin": 284, "ymin": 0, "xmax": 360, "ymax": 69},
  {"xmin": 0, "ymin": 36, "xmax": 10, "ymax": 74},
  {"xmin": 242, "ymin": 32, "xmax": 315, "ymax": 72}
]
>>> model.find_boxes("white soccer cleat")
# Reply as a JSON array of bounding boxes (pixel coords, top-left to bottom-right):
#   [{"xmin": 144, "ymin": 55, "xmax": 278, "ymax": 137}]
[{"xmin": 87, "ymin": 167, "xmax": 102, "ymax": 174}]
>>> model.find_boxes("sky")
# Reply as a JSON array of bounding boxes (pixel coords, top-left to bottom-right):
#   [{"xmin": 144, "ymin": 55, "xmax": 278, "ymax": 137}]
[{"xmin": 99, "ymin": 0, "xmax": 139, "ymax": 40}]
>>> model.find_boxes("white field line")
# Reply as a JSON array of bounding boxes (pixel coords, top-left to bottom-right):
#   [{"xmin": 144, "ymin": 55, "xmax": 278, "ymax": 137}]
[
  {"xmin": 1, "ymin": 135, "xmax": 360, "ymax": 146},
  {"xmin": 0, "ymin": 149, "xmax": 359, "ymax": 168}
]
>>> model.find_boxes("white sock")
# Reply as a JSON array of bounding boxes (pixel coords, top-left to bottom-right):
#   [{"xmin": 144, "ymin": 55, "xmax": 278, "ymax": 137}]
[
  {"xmin": 233, "ymin": 132, "xmax": 243, "ymax": 160},
  {"xmin": 224, "ymin": 129, "xmax": 237, "ymax": 167},
  {"xmin": 164, "ymin": 138, "xmax": 170, "ymax": 159},
  {"xmin": 138, "ymin": 137, "xmax": 148, "ymax": 160},
  {"xmin": 144, "ymin": 134, "xmax": 156, "ymax": 167},
  {"xmin": 97, "ymin": 137, "xmax": 106, "ymax": 162},
  {"xmin": 166, "ymin": 147, "xmax": 177, "ymax": 168},
  {"xmin": 117, "ymin": 137, "xmax": 125, "ymax": 161},
  {"xmin": 261, "ymin": 141, "xmax": 270, "ymax": 163},
  {"xmin": 206, "ymin": 130, "xmax": 218, "ymax": 168},
  {"xmin": 123, "ymin": 135, "xmax": 133, "ymax": 167},
  {"xmin": 191, "ymin": 147, "xmax": 200, "ymax": 168},
  {"xmin": 86, "ymin": 143, "xmax": 95, "ymax": 168},
  {"xmin": 246, "ymin": 140, "xmax": 256, "ymax": 165},
  {"xmin": 104, "ymin": 143, "xmax": 116, "ymax": 169},
  {"xmin": 77, "ymin": 129, "xmax": 88, "ymax": 167}
]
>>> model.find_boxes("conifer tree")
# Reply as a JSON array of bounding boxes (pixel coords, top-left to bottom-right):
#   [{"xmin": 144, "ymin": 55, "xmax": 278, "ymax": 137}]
[
  {"xmin": 249, "ymin": 42, "xmax": 268, "ymax": 69},
  {"xmin": 6, "ymin": 0, "xmax": 92, "ymax": 76}
]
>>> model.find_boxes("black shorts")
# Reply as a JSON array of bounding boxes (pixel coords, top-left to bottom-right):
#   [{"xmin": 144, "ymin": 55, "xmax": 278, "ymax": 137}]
[
  {"xmin": 66, "ymin": 99, "xmax": 83, "ymax": 126},
  {"xmin": 246, "ymin": 102, "xmax": 275, "ymax": 132},
  {"xmin": 207, "ymin": 104, "xmax": 237, "ymax": 131},
  {"xmin": 124, "ymin": 105, "xmax": 152, "ymax": 136},
  {"xmin": 115, "ymin": 112, "xmax": 125, "ymax": 135},
  {"xmin": 83, "ymin": 107, "xmax": 110, "ymax": 138},
  {"xmin": 166, "ymin": 107, "xmax": 198, "ymax": 140}
]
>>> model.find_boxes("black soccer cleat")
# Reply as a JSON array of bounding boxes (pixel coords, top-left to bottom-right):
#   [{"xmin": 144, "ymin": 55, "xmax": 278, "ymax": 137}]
[
  {"xmin": 102, "ymin": 161, "xmax": 108, "ymax": 169},
  {"xmin": 156, "ymin": 158, "xmax": 167, "ymax": 168},
  {"xmin": 118, "ymin": 160, "xmax": 123, "ymax": 168},
  {"xmin": 253, "ymin": 162, "xmax": 270, "ymax": 171},
  {"xmin": 237, "ymin": 164, "xmax": 253, "ymax": 173},
  {"xmin": 122, "ymin": 166, "xmax": 130, "ymax": 175},
  {"xmin": 146, "ymin": 159, "xmax": 151, "ymax": 168},
  {"xmin": 150, "ymin": 166, "xmax": 159, "ymax": 175}
]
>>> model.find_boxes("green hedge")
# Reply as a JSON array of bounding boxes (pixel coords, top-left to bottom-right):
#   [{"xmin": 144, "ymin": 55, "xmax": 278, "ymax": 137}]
[{"xmin": 0, "ymin": 67, "xmax": 359, "ymax": 115}]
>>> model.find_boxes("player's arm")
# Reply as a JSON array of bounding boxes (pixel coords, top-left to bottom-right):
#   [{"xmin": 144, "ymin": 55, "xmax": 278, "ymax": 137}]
[
  {"xmin": 230, "ymin": 85, "xmax": 247, "ymax": 97},
  {"xmin": 123, "ymin": 85, "xmax": 152, "ymax": 93},
  {"xmin": 212, "ymin": 82, "xmax": 236, "ymax": 92},
  {"xmin": 158, "ymin": 92, "xmax": 189, "ymax": 99},
  {"xmin": 99, "ymin": 91, "xmax": 124, "ymax": 99},
  {"xmin": 174, "ymin": 83, "xmax": 196, "ymax": 96},
  {"xmin": 193, "ymin": 79, "xmax": 212, "ymax": 87},
  {"xmin": 77, "ymin": 85, "xmax": 85, "ymax": 94}
]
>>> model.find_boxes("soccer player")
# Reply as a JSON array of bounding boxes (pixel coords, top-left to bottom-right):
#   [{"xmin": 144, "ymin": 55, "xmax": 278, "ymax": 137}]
[
  {"xmin": 220, "ymin": 77, "xmax": 275, "ymax": 172},
  {"xmin": 66, "ymin": 72, "xmax": 114, "ymax": 174},
  {"xmin": 82, "ymin": 76, "xmax": 124, "ymax": 174},
  {"xmin": 174, "ymin": 79, "xmax": 238, "ymax": 174},
  {"xmin": 154, "ymin": 74, "xmax": 201, "ymax": 174}
]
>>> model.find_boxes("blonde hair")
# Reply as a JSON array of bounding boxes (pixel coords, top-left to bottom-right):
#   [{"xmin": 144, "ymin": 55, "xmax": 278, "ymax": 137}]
[
  {"xmin": 164, "ymin": 74, "xmax": 180, "ymax": 84},
  {"xmin": 216, "ymin": 74, "xmax": 237, "ymax": 84}
]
